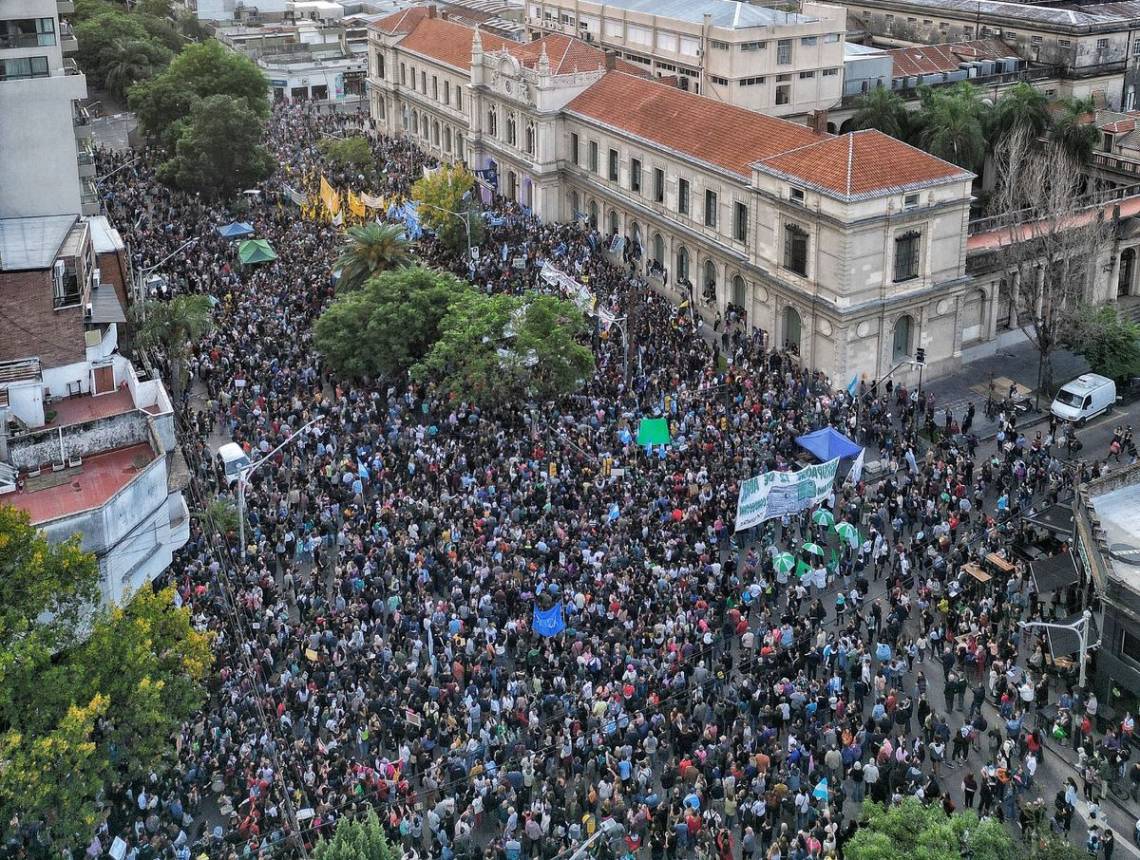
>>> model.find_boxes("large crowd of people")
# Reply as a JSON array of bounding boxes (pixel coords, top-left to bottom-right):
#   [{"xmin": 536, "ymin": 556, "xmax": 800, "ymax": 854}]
[{"xmin": 66, "ymin": 102, "xmax": 1135, "ymax": 860}]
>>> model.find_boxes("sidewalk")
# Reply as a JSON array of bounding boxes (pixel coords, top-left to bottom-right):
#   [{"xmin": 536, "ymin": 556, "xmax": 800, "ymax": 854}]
[{"xmin": 922, "ymin": 341, "xmax": 1089, "ymax": 440}]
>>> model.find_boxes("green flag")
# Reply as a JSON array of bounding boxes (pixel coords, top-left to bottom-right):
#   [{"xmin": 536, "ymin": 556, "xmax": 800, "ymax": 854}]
[
  {"xmin": 636, "ymin": 418, "xmax": 671, "ymax": 446},
  {"xmin": 795, "ymin": 559, "xmax": 812, "ymax": 579}
]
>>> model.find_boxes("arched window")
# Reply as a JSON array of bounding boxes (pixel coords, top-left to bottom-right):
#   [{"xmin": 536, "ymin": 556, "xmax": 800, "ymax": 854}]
[
  {"xmin": 420, "ymin": 113, "xmax": 429, "ymax": 138},
  {"xmin": 703, "ymin": 259, "xmax": 717, "ymax": 303},
  {"xmin": 487, "ymin": 106, "xmax": 497, "ymax": 137},
  {"xmin": 732, "ymin": 274, "xmax": 746, "ymax": 309},
  {"xmin": 892, "ymin": 314, "xmax": 913, "ymax": 360},
  {"xmin": 525, "ymin": 122, "xmax": 536, "ymax": 156},
  {"xmin": 444, "ymin": 127, "xmax": 452, "ymax": 152},
  {"xmin": 589, "ymin": 201, "xmax": 598, "ymax": 229},
  {"xmin": 677, "ymin": 246, "xmax": 690, "ymax": 282},
  {"xmin": 456, "ymin": 133, "xmax": 465, "ymax": 159},
  {"xmin": 570, "ymin": 190, "xmax": 580, "ymax": 220},
  {"xmin": 653, "ymin": 233, "xmax": 664, "ymax": 267},
  {"xmin": 608, "ymin": 209, "xmax": 619, "ymax": 236},
  {"xmin": 402, "ymin": 105, "xmax": 410, "ymax": 130},
  {"xmin": 432, "ymin": 121, "xmax": 440, "ymax": 146},
  {"xmin": 784, "ymin": 306, "xmax": 801, "ymax": 354},
  {"xmin": 506, "ymin": 113, "xmax": 517, "ymax": 146}
]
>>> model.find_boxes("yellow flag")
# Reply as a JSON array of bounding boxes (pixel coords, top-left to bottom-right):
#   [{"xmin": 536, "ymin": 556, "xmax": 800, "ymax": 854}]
[
  {"xmin": 320, "ymin": 175, "xmax": 340, "ymax": 216},
  {"xmin": 348, "ymin": 190, "xmax": 366, "ymax": 221}
]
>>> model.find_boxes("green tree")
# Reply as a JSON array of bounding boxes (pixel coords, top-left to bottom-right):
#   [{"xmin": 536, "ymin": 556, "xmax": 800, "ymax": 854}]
[
  {"xmin": 156, "ymin": 93, "xmax": 274, "ymax": 199},
  {"xmin": 415, "ymin": 291, "xmax": 594, "ymax": 408},
  {"xmin": 134, "ymin": 294, "xmax": 213, "ymax": 402},
  {"xmin": 845, "ymin": 799, "xmax": 1017, "ymax": 860},
  {"xmin": 1064, "ymin": 306, "xmax": 1140, "ymax": 381},
  {"xmin": 319, "ymin": 135, "xmax": 373, "ymax": 168},
  {"xmin": 313, "ymin": 811, "xmax": 401, "ymax": 860},
  {"xmin": 411, "ymin": 163, "xmax": 485, "ymax": 258},
  {"xmin": 850, "ymin": 86, "xmax": 909, "ymax": 139},
  {"xmin": 103, "ymin": 38, "xmax": 173, "ymax": 100},
  {"xmin": 1051, "ymin": 97, "xmax": 1100, "ymax": 166},
  {"xmin": 196, "ymin": 496, "xmax": 240, "ymax": 536},
  {"xmin": 335, "ymin": 222, "xmax": 412, "ymax": 293},
  {"xmin": 0, "ymin": 507, "xmax": 212, "ymax": 846},
  {"xmin": 75, "ymin": 10, "xmax": 150, "ymax": 88},
  {"xmin": 315, "ymin": 265, "xmax": 472, "ymax": 380},
  {"xmin": 991, "ymin": 81, "xmax": 1051, "ymax": 146},
  {"xmin": 915, "ymin": 83, "xmax": 987, "ymax": 171},
  {"xmin": 129, "ymin": 39, "xmax": 268, "ymax": 145}
]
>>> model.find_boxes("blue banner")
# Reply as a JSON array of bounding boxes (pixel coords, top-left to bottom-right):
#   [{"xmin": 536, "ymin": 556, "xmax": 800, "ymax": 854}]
[{"xmin": 532, "ymin": 601, "xmax": 566, "ymax": 637}]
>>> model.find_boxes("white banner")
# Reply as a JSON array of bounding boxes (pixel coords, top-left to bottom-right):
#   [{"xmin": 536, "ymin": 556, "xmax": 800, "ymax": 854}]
[
  {"xmin": 734, "ymin": 458, "xmax": 840, "ymax": 531},
  {"xmin": 848, "ymin": 448, "xmax": 866, "ymax": 484},
  {"xmin": 540, "ymin": 262, "xmax": 594, "ymax": 313}
]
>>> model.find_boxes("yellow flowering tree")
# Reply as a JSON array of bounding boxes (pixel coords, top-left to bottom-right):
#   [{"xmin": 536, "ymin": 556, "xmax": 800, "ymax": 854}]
[{"xmin": 0, "ymin": 506, "xmax": 212, "ymax": 845}]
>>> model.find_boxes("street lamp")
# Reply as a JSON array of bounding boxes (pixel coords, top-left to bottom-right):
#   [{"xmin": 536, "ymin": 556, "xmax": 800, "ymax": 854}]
[
  {"xmin": 1019, "ymin": 608, "xmax": 1096, "ymax": 690},
  {"xmin": 416, "ymin": 191, "xmax": 477, "ymax": 266},
  {"xmin": 135, "ymin": 236, "xmax": 201, "ymax": 316},
  {"xmin": 237, "ymin": 415, "xmax": 324, "ymax": 560}
]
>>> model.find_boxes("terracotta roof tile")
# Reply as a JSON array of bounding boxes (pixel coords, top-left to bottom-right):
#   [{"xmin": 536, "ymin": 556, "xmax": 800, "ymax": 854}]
[
  {"xmin": 887, "ymin": 39, "xmax": 1011, "ymax": 78},
  {"xmin": 756, "ymin": 130, "xmax": 971, "ymax": 199},
  {"xmin": 565, "ymin": 72, "xmax": 825, "ymax": 177},
  {"xmin": 397, "ymin": 17, "xmax": 515, "ymax": 70},
  {"xmin": 371, "ymin": 6, "xmax": 432, "ymax": 35}
]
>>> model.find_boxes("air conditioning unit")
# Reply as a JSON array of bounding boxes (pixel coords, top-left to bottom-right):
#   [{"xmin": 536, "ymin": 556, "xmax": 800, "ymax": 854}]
[
  {"xmin": 92, "ymin": 271, "xmax": 101, "ymax": 290},
  {"xmin": 84, "ymin": 302, "xmax": 93, "ymax": 318},
  {"xmin": 52, "ymin": 259, "xmax": 65, "ymax": 289}
]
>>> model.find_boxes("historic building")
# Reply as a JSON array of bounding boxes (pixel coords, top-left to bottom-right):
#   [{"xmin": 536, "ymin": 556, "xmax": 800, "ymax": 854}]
[{"xmin": 368, "ymin": 6, "xmax": 986, "ymax": 387}]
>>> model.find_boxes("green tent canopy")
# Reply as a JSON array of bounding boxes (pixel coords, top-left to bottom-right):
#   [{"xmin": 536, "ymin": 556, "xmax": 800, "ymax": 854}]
[
  {"xmin": 238, "ymin": 238, "xmax": 277, "ymax": 265},
  {"xmin": 636, "ymin": 417, "xmax": 671, "ymax": 446}
]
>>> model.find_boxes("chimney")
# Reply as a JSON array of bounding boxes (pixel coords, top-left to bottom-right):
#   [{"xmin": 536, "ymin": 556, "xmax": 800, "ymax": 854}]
[
  {"xmin": 427, "ymin": 4, "xmax": 437, "ymax": 18},
  {"xmin": 810, "ymin": 109, "xmax": 829, "ymax": 135},
  {"xmin": 604, "ymin": 49, "xmax": 616, "ymax": 71},
  {"xmin": 439, "ymin": 9, "xmax": 447, "ymax": 19}
]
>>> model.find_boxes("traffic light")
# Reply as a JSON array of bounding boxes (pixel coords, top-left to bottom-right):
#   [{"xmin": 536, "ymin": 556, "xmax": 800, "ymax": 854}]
[{"xmin": 915, "ymin": 347, "xmax": 926, "ymax": 366}]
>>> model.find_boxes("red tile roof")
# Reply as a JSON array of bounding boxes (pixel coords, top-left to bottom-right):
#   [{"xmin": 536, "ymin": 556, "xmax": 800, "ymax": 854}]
[
  {"xmin": 756, "ymin": 130, "xmax": 971, "ymax": 199},
  {"xmin": 8, "ymin": 443, "xmax": 156, "ymax": 525},
  {"xmin": 887, "ymin": 39, "xmax": 1011, "ymax": 78},
  {"xmin": 371, "ymin": 6, "xmax": 432, "ymax": 35},
  {"xmin": 566, "ymin": 72, "xmax": 826, "ymax": 178}
]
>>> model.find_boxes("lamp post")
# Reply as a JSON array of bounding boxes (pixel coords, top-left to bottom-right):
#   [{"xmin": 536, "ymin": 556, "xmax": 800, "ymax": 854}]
[
  {"xmin": 417, "ymin": 199, "xmax": 474, "ymax": 265},
  {"xmin": 135, "ymin": 236, "xmax": 200, "ymax": 317},
  {"xmin": 237, "ymin": 416, "xmax": 324, "ymax": 560},
  {"xmin": 1019, "ymin": 608, "xmax": 1096, "ymax": 690}
]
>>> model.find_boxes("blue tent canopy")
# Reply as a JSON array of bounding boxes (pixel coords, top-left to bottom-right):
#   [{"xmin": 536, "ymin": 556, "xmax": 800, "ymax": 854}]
[
  {"xmin": 796, "ymin": 427, "xmax": 862, "ymax": 461},
  {"xmin": 217, "ymin": 222, "xmax": 255, "ymax": 238}
]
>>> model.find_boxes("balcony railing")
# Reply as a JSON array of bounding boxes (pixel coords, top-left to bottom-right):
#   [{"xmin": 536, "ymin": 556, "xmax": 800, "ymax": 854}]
[
  {"xmin": 966, "ymin": 180, "xmax": 1140, "ymax": 236},
  {"xmin": 1091, "ymin": 151, "xmax": 1140, "ymax": 177},
  {"xmin": 63, "ymin": 57, "xmax": 80, "ymax": 76},
  {"xmin": 0, "ymin": 33, "xmax": 57, "ymax": 49},
  {"xmin": 842, "ymin": 65, "xmax": 1060, "ymax": 108}
]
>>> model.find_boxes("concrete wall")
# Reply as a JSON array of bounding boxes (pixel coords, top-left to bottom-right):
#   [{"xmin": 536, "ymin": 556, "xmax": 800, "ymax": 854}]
[{"xmin": 9, "ymin": 411, "xmax": 150, "ymax": 470}]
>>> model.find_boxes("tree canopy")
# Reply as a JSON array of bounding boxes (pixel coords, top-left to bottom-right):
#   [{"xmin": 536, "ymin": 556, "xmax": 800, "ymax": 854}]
[
  {"xmin": 845, "ymin": 799, "xmax": 1017, "ymax": 860},
  {"xmin": 156, "ymin": 93, "xmax": 274, "ymax": 199},
  {"xmin": 334, "ymin": 222, "xmax": 412, "ymax": 293},
  {"xmin": 850, "ymin": 87, "xmax": 909, "ymax": 139},
  {"xmin": 315, "ymin": 265, "xmax": 470, "ymax": 381},
  {"xmin": 414, "ymin": 290, "xmax": 595, "ymax": 408},
  {"xmin": 133, "ymin": 294, "xmax": 214, "ymax": 401},
  {"xmin": 319, "ymin": 135, "xmax": 373, "ymax": 168},
  {"xmin": 1064, "ymin": 306, "xmax": 1140, "ymax": 382},
  {"xmin": 129, "ymin": 39, "xmax": 268, "ymax": 147},
  {"xmin": 411, "ymin": 164, "xmax": 485, "ymax": 257},
  {"xmin": 313, "ymin": 811, "xmax": 401, "ymax": 860},
  {"xmin": 0, "ymin": 506, "xmax": 212, "ymax": 846}
]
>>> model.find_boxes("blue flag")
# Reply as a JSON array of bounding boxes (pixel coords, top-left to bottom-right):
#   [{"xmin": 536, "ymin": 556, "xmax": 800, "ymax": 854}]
[
  {"xmin": 847, "ymin": 375, "xmax": 858, "ymax": 397},
  {"xmin": 533, "ymin": 601, "xmax": 566, "ymax": 637}
]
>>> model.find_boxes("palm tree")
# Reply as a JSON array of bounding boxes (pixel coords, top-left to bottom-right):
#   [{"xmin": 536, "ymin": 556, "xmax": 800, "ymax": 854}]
[
  {"xmin": 134, "ymin": 295, "xmax": 213, "ymax": 404},
  {"xmin": 103, "ymin": 39, "xmax": 171, "ymax": 101},
  {"xmin": 917, "ymin": 84, "xmax": 987, "ymax": 171},
  {"xmin": 850, "ymin": 86, "xmax": 909, "ymax": 139},
  {"xmin": 990, "ymin": 82, "xmax": 1051, "ymax": 145},
  {"xmin": 335, "ymin": 223, "xmax": 412, "ymax": 293},
  {"xmin": 1051, "ymin": 97, "xmax": 1101, "ymax": 166}
]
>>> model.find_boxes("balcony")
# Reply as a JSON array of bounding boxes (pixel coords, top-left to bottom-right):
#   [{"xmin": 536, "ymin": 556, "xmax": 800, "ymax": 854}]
[
  {"xmin": 73, "ymin": 103, "xmax": 92, "ymax": 140},
  {"xmin": 60, "ymin": 25, "xmax": 77, "ymax": 55},
  {"xmin": 63, "ymin": 57, "xmax": 80, "ymax": 76},
  {"xmin": 1091, "ymin": 151, "xmax": 1140, "ymax": 179},
  {"xmin": 80, "ymin": 180, "xmax": 100, "ymax": 216},
  {"xmin": 58, "ymin": 0, "xmax": 75, "ymax": 13},
  {"xmin": 76, "ymin": 145, "xmax": 95, "ymax": 178}
]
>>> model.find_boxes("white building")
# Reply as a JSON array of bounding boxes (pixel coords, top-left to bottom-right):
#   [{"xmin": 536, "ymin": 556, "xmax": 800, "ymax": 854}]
[
  {"xmin": 0, "ymin": 0, "xmax": 96, "ymax": 219},
  {"xmin": 523, "ymin": 0, "xmax": 847, "ymax": 119},
  {"xmin": 0, "ymin": 215, "xmax": 189, "ymax": 608},
  {"xmin": 369, "ymin": 7, "xmax": 986, "ymax": 387}
]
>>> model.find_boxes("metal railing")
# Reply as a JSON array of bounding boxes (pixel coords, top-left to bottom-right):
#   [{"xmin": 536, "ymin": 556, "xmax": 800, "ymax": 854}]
[
  {"xmin": 63, "ymin": 57, "xmax": 80, "ymax": 76},
  {"xmin": 842, "ymin": 65, "xmax": 1060, "ymax": 108},
  {"xmin": 1091, "ymin": 151, "xmax": 1140, "ymax": 177},
  {"xmin": 966, "ymin": 180, "xmax": 1140, "ymax": 236}
]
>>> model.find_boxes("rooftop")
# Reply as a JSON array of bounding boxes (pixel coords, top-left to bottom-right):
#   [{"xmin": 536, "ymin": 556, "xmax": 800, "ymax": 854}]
[
  {"xmin": 43, "ymin": 387, "xmax": 160, "ymax": 429},
  {"xmin": 86, "ymin": 215, "xmax": 125, "ymax": 254},
  {"xmin": 551, "ymin": 0, "xmax": 820, "ymax": 29},
  {"xmin": 885, "ymin": 39, "xmax": 1014, "ymax": 78},
  {"xmin": 1090, "ymin": 478, "xmax": 1140, "ymax": 569},
  {"xmin": 566, "ymin": 72, "xmax": 969, "ymax": 195},
  {"xmin": 858, "ymin": 0, "xmax": 1138, "ymax": 29},
  {"xmin": 7, "ymin": 442, "xmax": 156, "ymax": 525},
  {"xmin": 0, "ymin": 215, "xmax": 79, "ymax": 272}
]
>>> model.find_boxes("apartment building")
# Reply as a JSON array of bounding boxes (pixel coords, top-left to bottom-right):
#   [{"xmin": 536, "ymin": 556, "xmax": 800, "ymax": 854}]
[
  {"xmin": 842, "ymin": 0, "xmax": 1140, "ymax": 110},
  {"xmin": 523, "ymin": 0, "xmax": 846, "ymax": 118},
  {"xmin": 0, "ymin": 0, "xmax": 96, "ymax": 219},
  {"xmin": 369, "ymin": 7, "xmax": 986, "ymax": 388}
]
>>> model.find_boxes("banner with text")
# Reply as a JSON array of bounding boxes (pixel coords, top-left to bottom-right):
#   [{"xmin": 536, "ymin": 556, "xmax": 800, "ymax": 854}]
[{"xmin": 734, "ymin": 458, "xmax": 840, "ymax": 531}]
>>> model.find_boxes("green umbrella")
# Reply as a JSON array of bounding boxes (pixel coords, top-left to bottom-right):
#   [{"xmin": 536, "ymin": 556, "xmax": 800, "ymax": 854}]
[
  {"xmin": 773, "ymin": 552, "xmax": 796, "ymax": 574},
  {"xmin": 834, "ymin": 522, "xmax": 858, "ymax": 542},
  {"xmin": 811, "ymin": 509, "xmax": 835, "ymax": 527},
  {"xmin": 802, "ymin": 542, "xmax": 825, "ymax": 556}
]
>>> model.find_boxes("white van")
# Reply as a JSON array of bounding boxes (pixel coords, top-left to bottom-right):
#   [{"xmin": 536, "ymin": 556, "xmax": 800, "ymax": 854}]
[
  {"xmin": 217, "ymin": 442, "xmax": 252, "ymax": 485},
  {"xmin": 1051, "ymin": 373, "xmax": 1117, "ymax": 424}
]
